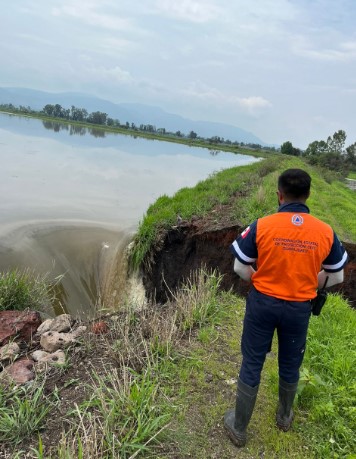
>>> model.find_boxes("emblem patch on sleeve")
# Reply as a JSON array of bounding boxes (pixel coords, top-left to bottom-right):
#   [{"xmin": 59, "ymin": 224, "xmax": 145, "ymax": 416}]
[{"xmin": 241, "ymin": 226, "xmax": 251, "ymax": 238}]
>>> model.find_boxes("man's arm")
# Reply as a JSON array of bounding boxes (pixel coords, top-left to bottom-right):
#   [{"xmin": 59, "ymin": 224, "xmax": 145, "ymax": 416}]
[
  {"xmin": 234, "ymin": 259, "xmax": 256, "ymax": 282},
  {"xmin": 230, "ymin": 221, "xmax": 258, "ymax": 281},
  {"xmin": 317, "ymin": 269, "xmax": 344, "ymax": 288},
  {"xmin": 319, "ymin": 231, "xmax": 348, "ymax": 288}
]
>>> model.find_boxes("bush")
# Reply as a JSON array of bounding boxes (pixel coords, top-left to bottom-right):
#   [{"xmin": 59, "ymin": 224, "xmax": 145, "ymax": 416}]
[{"xmin": 0, "ymin": 269, "xmax": 50, "ymax": 312}]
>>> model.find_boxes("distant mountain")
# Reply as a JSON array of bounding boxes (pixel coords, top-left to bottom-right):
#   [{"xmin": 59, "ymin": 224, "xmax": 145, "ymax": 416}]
[{"xmin": 0, "ymin": 87, "xmax": 266, "ymax": 145}]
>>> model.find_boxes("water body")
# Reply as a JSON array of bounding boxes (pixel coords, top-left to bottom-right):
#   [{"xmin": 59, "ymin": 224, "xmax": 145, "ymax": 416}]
[{"xmin": 0, "ymin": 113, "xmax": 259, "ymax": 317}]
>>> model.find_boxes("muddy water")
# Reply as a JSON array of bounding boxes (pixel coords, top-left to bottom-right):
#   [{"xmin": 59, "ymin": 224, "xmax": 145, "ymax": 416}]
[{"xmin": 0, "ymin": 113, "xmax": 260, "ymax": 317}]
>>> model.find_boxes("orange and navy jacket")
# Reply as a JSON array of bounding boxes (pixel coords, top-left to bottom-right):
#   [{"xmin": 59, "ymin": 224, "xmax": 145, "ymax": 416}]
[{"xmin": 231, "ymin": 203, "xmax": 348, "ymax": 301}]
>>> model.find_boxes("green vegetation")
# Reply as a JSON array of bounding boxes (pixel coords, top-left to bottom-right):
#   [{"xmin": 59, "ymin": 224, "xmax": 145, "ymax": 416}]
[
  {"xmin": 164, "ymin": 290, "xmax": 355, "ymax": 459},
  {"xmin": 0, "ymin": 269, "xmax": 51, "ymax": 312},
  {"xmin": 131, "ymin": 156, "xmax": 356, "ymax": 270},
  {"xmin": 348, "ymin": 171, "xmax": 356, "ymax": 180},
  {"xmin": 0, "ymin": 382, "xmax": 54, "ymax": 444},
  {"xmin": 0, "ymin": 102, "xmax": 274, "ymax": 154},
  {"xmin": 281, "ymin": 130, "xmax": 356, "ymax": 177},
  {"xmin": 0, "ymin": 104, "xmax": 354, "ymax": 457},
  {"xmin": 297, "ymin": 295, "xmax": 356, "ymax": 457},
  {"xmin": 1, "ymin": 269, "xmax": 355, "ymax": 458}
]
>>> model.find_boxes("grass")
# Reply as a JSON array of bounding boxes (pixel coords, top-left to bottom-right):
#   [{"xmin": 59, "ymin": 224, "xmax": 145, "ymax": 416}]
[
  {"xmin": 347, "ymin": 171, "xmax": 356, "ymax": 180},
  {"xmin": 1, "ymin": 153, "xmax": 354, "ymax": 457},
  {"xmin": 232, "ymin": 156, "xmax": 356, "ymax": 242},
  {"xmin": 1, "ymin": 269, "xmax": 355, "ymax": 458},
  {"xmin": 129, "ymin": 158, "xmax": 280, "ymax": 270},
  {"xmin": 0, "ymin": 269, "xmax": 51, "ymax": 312},
  {"xmin": 161, "ymin": 289, "xmax": 356, "ymax": 459},
  {"xmin": 16, "ymin": 268, "xmax": 226, "ymax": 458},
  {"xmin": 295, "ymin": 295, "xmax": 356, "ymax": 457},
  {"xmin": 55, "ymin": 368, "xmax": 168, "ymax": 459},
  {"xmin": 0, "ymin": 382, "xmax": 54, "ymax": 445},
  {"xmin": 130, "ymin": 156, "xmax": 356, "ymax": 272}
]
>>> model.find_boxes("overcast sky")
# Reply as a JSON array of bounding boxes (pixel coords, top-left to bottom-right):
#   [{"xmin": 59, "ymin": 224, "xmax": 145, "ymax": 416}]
[{"xmin": 1, "ymin": 0, "xmax": 355, "ymax": 148}]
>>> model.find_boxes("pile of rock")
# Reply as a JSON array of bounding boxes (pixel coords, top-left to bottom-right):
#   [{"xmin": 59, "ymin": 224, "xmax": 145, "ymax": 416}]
[{"xmin": 0, "ymin": 311, "xmax": 86, "ymax": 385}]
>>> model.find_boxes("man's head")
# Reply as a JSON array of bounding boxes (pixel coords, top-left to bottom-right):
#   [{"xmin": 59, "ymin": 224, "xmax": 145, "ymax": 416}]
[{"xmin": 277, "ymin": 169, "xmax": 311, "ymax": 204}]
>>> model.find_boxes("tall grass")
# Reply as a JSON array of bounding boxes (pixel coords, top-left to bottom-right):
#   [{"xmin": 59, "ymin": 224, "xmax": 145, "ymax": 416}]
[
  {"xmin": 0, "ymin": 382, "xmax": 53, "ymax": 444},
  {"xmin": 54, "ymin": 368, "xmax": 168, "ymax": 459},
  {"xmin": 297, "ymin": 294, "xmax": 356, "ymax": 457},
  {"xmin": 28, "ymin": 268, "xmax": 224, "ymax": 458},
  {"xmin": 0, "ymin": 269, "xmax": 50, "ymax": 312},
  {"xmin": 172, "ymin": 268, "xmax": 223, "ymax": 331}
]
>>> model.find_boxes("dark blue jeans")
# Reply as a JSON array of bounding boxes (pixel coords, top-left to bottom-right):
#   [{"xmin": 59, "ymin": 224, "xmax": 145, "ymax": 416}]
[{"xmin": 239, "ymin": 287, "xmax": 312, "ymax": 387}]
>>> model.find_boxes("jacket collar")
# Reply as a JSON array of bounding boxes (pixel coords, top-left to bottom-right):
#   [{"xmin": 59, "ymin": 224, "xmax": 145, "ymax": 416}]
[{"xmin": 278, "ymin": 202, "xmax": 310, "ymax": 213}]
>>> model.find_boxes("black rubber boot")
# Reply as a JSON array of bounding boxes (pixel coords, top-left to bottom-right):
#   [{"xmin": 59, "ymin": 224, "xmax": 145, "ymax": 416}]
[
  {"xmin": 276, "ymin": 378, "xmax": 298, "ymax": 432},
  {"xmin": 224, "ymin": 378, "xmax": 259, "ymax": 447}
]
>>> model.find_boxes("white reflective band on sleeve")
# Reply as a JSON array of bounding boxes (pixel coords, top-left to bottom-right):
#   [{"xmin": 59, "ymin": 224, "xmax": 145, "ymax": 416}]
[
  {"xmin": 232, "ymin": 240, "xmax": 256, "ymax": 263},
  {"xmin": 322, "ymin": 251, "xmax": 348, "ymax": 271}
]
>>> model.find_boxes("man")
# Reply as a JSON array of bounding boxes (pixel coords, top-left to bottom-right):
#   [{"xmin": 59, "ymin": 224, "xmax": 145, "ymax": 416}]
[{"xmin": 224, "ymin": 168, "xmax": 348, "ymax": 447}]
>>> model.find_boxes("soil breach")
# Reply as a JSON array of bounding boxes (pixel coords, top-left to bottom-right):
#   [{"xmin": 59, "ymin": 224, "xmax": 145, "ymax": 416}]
[{"xmin": 142, "ymin": 219, "xmax": 356, "ymax": 307}]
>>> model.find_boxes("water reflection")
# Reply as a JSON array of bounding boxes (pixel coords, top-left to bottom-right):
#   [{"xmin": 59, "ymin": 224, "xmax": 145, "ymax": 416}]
[
  {"xmin": 0, "ymin": 113, "xmax": 260, "ymax": 317},
  {"xmin": 42, "ymin": 120, "xmax": 93, "ymax": 137}
]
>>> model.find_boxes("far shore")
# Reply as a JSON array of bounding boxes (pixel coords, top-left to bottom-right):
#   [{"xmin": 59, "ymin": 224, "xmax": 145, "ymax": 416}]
[{"xmin": 0, "ymin": 109, "xmax": 269, "ymax": 159}]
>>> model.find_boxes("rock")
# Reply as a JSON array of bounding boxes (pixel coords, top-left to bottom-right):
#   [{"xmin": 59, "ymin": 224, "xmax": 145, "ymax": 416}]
[
  {"xmin": 1, "ymin": 358, "xmax": 35, "ymax": 385},
  {"xmin": 40, "ymin": 331, "xmax": 72, "ymax": 352},
  {"xmin": 91, "ymin": 321, "xmax": 109, "ymax": 334},
  {"xmin": 0, "ymin": 342, "xmax": 20, "ymax": 361},
  {"xmin": 36, "ymin": 314, "xmax": 74, "ymax": 335},
  {"xmin": 36, "ymin": 319, "xmax": 53, "ymax": 335},
  {"xmin": 36, "ymin": 350, "xmax": 66, "ymax": 371},
  {"xmin": 0, "ymin": 310, "xmax": 42, "ymax": 345},
  {"xmin": 205, "ymin": 373, "xmax": 213, "ymax": 383},
  {"xmin": 71, "ymin": 326, "xmax": 87, "ymax": 339},
  {"xmin": 40, "ymin": 326, "xmax": 86, "ymax": 352},
  {"xmin": 31, "ymin": 350, "xmax": 50, "ymax": 361}
]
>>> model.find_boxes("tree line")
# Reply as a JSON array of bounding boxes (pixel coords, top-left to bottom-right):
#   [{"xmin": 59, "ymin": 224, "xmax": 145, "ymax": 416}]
[
  {"xmin": 280, "ymin": 130, "xmax": 356, "ymax": 176},
  {"xmin": 0, "ymin": 102, "xmax": 277, "ymax": 152}
]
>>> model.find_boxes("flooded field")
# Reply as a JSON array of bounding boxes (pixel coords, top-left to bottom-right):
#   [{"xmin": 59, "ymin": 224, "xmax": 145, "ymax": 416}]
[{"xmin": 0, "ymin": 113, "xmax": 259, "ymax": 316}]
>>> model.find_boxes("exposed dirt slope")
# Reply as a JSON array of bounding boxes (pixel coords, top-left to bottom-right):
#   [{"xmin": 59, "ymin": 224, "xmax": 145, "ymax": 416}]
[{"xmin": 142, "ymin": 215, "xmax": 356, "ymax": 307}]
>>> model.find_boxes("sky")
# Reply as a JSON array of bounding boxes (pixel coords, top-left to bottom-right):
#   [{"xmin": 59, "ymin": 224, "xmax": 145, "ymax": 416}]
[{"xmin": 1, "ymin": 0, "xmax": 356, "ymax": 148}]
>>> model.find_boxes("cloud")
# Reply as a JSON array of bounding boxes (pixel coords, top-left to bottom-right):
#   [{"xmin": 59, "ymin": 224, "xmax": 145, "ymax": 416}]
[
  {"xmin": 153, "ymin": 0, "xmax": 222, "ymax": 23},
  {"xmin": 51, "ymin": 3, "xmax": 134, "ymax": 32},
  {"xmin": 181, "ymin": 83, "xmax": 272, "ymax": 116},
  {"xmin": 293, "ymin": 38, "xmax": 356, "ymax": 62},
  {"xmin": 238, "ymin": 96, "xmax": 272, "ymax": 111},
  {"xmin": 86, "ymin": 65, "xmax": 133, "ymax": 84}
]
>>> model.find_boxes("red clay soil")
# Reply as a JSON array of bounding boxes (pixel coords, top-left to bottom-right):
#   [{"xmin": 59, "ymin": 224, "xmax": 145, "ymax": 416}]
[{"xmin": 142, "ymin": 218, "xmax": 356, "ymax": 308}]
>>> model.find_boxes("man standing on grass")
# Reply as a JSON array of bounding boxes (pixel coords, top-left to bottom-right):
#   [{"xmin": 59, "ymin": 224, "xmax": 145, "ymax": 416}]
[{"xmin": 224, "ymin": 168, "xmax": 348, "ymax": 447}]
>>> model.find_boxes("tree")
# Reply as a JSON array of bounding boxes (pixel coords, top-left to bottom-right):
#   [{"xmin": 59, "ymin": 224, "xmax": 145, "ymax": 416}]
[
  {"xmin": 188, "ymin": 130, "xmax": 197, "ymax": 139},
  {"xmin": 326, "ymin": 130, "xmax": 346, "ymax": 154},
  {"xmin": 280, "ymin": 141, "xmax": 300, "ymax": 156},
  {"xmin": 304, "ymin": 140, "xmax": 328, "ymax": 156},
  {"xmin": 304, "ymin": 130, "xmax": 354, "ymax": 176},
  {"xmin": 43, "ymin": 104, "xmax": 55, "ymax": 116},
  {"xmin": 87, "ymin": 111, "xmax": 107, "ymax": 125}
]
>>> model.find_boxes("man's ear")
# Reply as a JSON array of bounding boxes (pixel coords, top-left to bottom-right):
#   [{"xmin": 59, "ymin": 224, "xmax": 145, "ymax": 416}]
[{"xmin": 277, "ymin": 190, "xmax": 284, "ymax": 204}]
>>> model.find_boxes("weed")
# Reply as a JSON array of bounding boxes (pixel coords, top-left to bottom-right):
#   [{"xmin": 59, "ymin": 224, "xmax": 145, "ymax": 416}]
[
  {"xmin": 56, "ymin": 367, "xmax": 169, "ymax": 459},
  {"xmin": 173, "ymin": 267, "xmax": 223, "ymax": 331},
  {"xmin": 0, "ymin": 381, "xmax": 54, "ymax": 445},
  {"xmin": 0, "ymin": 269, "xmax": 51, "ymax": 312},
  {"xmin": 296, "ymin": 295, "xmax": 356, "ymax": 457}
]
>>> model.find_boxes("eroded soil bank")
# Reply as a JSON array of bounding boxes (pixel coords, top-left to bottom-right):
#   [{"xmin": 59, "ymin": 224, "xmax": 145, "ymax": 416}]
[{"xmin": 142, "ymin": 218, "xmax": 356, "ymax": 307}]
